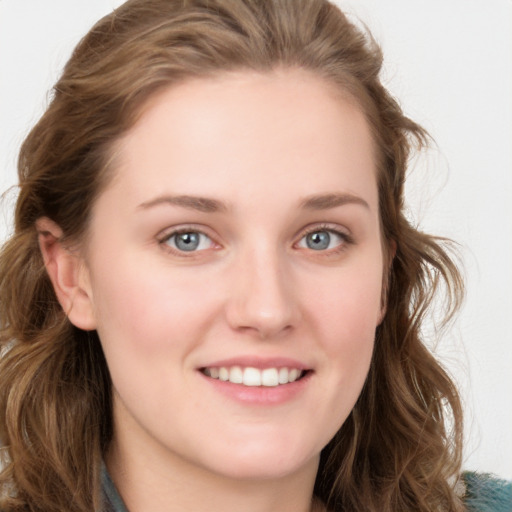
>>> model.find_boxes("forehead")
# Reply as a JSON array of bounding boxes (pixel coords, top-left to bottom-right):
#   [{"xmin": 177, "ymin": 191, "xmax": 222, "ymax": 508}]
[{"xmin": 107, "ymin": 68, "xmax": 377, "ymax": 210}]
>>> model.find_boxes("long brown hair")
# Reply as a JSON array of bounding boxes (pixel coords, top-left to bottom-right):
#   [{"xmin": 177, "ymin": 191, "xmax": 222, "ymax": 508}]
[{"xmin": 0, "ymin": 1, "xmax": 464, "ymax": 510}]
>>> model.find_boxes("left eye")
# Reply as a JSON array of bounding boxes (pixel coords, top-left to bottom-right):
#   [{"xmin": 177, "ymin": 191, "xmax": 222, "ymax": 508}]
[
  {"xmin": 163, "ymin": 231, "xmax": 213, "ymax": 252},
  {"xmin": 297, "ymin": 229, "xmax": 345, "ymax": 251}
]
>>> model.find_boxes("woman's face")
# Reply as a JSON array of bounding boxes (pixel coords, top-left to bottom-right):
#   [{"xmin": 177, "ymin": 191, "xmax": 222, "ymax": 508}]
[{"xmin": 80, "ymin": 69, "xmax": 385, "ymax": 480}]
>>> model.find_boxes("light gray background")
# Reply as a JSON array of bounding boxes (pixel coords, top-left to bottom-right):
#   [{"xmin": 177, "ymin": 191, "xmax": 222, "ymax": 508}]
[{"xmin": 1, "ymin": 0, "xmax": 511, "ymax": 479}]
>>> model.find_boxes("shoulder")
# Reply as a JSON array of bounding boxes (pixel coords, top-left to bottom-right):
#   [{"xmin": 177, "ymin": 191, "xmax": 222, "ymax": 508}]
[{"xmin": 462, "ymin": 471, "xmax": 512, "ymax": 512}]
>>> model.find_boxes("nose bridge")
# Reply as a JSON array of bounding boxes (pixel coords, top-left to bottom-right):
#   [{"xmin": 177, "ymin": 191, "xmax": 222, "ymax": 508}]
[{"xmin": 226, "ymin": 238, "xmax": 299, "ymax": 338}]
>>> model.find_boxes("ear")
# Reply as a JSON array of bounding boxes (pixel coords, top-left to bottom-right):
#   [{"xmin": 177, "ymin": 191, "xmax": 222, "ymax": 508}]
[
  {"xmin": 36, "ymin": 217, "xmax": 97, "ymax": 331},
  {"xmin": 378, "ymin": 239, "xmax": 397, "ymax": 325}
]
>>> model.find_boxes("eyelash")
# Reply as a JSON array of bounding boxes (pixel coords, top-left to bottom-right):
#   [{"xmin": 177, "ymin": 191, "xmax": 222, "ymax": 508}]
[
  {"xmin": 295, "ymin": 224, "xmax": 354, "ymax": 254},
  {"xmin": 158, "ymin": 224, "xmax": 354, "ymax": 256},
  {"xmin": 158, "ymin": 226, "xmax": 216, "ymax": 256}
]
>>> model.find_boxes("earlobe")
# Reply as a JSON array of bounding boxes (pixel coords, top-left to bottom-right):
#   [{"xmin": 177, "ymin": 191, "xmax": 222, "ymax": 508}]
[{"xmin": 36, "ymin": 217, "xmax": 97, "ymax": 331}]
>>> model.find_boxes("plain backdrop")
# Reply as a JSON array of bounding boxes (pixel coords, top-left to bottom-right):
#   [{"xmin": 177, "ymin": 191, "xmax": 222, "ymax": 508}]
[{"xmin": 1, "ymin": 0, "xmax": 511, "ymax": 480}]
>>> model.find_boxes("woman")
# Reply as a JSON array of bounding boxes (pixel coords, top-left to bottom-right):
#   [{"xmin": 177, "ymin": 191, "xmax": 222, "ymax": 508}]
[{"xmin": 0, "ymin": 0, "xmax": 509, "ymax": 511}]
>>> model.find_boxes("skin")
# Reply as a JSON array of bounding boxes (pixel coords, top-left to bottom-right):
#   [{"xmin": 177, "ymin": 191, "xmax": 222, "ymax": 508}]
[{"xmin": 39, "ymin": 68, "xmax": 387, "ymax": 512}]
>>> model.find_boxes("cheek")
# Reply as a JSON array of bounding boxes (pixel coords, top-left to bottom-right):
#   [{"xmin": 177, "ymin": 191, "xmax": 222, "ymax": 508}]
[
  {"xmin": 88, "ymin": 256, "xmax": 223, "ymax": 416},
  {"xmin": 302, "ymin": 259, "xmax": 382, "ymax": 385},
  {"xmin": 305, "ymin": 261, "xmax": 383, "ymax": 338},
  {"xmin": 295, "ymin": 271, "xmax": 380, "ymax": 446},
  {"xmin": 89, "ymin": 254, "xmax": 219, "ymax": 357}
]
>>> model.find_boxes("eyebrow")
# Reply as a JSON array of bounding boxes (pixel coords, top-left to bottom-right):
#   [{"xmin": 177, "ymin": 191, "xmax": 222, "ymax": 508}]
[
  {"xmin": 137, "ymin": 192, "xmax": 369, "ymax": 214},
  {"xmin": 137, "ymin": 195, "xmax": 229, "ymax": 213},
  {"xmin": 299, "ymin": 193, "xmax": 370, "ymax": 211}
]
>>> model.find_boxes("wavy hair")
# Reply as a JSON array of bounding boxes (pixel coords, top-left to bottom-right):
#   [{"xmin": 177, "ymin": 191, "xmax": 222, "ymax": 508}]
[{"xmin": 0, "ymin": 0, "xmax": 464, "ymax": 510}]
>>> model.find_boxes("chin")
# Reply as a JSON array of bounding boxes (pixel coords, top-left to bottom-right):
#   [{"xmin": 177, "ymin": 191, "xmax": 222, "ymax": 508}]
[
  {"xmin": 208, "ymin": 455, "xmax": 319, "ymax": 482},
  {"xmin": 193, "ymin": 437, "xmax": 321, "ymax": 482}
]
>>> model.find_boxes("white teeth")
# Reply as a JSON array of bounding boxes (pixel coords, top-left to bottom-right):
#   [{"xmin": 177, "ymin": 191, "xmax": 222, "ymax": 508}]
[
  {"xmin": 229, "ymin": 366, "xmax": 243, "ymax": 384},
  {"xmin": 243, "ymin": 367, "xmax": 261, "ymax": 386},
  {"xmin": 261, "ymin": 368, "xmax": 279, "ymax": 387},
  {"xmin": 289, "ymin": 368, "xmax": 300, "ymax": 382},
  {"xmin": 203, "ymin": 366, "xmax": 305, "ymax": 386}
]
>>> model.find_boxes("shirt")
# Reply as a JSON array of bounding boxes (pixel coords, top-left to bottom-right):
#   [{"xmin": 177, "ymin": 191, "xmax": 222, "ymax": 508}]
[{"xmin": 100, "ymin": 465, "xmax": 512, "ymax": 512}]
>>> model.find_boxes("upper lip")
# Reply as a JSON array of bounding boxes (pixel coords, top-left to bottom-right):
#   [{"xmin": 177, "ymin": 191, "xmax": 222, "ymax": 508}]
[{"xmin": 198, "ymin": 356, "xmax": 311, "ymax": 370}]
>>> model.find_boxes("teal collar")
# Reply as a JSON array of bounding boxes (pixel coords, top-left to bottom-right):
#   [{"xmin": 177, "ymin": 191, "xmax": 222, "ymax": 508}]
[{"xmin": 101, "ymin": 463, "xmax": 129, "ymax": 512}]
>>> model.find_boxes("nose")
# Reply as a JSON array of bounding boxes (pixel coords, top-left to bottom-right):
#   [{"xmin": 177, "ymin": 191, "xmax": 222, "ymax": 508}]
[{"xmin": 225, "ymin": 246, "xmax": 301, "ymax": 339}]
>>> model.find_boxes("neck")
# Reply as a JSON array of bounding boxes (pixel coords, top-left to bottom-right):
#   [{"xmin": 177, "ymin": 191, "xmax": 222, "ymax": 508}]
[{"xmin": 106, "ymin": 441, "xmax": 321, "ymax": 512}]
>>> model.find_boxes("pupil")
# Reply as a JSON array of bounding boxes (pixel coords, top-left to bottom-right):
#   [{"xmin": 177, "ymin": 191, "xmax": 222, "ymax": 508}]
[
  {"xmin": 176, "ymin": 232, "xmax": 199, "ymax": 251},
  {"xmin": 307, "ymin": 231, "xmax": 330, "ymax": 250}
]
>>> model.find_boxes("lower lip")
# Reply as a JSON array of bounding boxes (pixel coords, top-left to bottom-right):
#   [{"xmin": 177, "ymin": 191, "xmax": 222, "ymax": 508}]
[{"xmin": 198, "ymin": 371, "xmax": 312, "ymax": 405}]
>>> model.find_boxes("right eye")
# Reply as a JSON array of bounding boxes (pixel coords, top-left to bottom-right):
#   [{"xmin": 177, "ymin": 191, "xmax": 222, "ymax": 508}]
[{"xmin": 161, "ymin": 230, "xmax": 215, "ymax": 253}]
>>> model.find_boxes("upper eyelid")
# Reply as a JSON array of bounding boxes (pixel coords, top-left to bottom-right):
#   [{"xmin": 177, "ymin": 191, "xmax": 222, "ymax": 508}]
[
  {"xmin": 157, "ymin": 224, "xmax": 215, "ymax": 241},
  {"xmin": 158, "ymin": 228, "xmax": 219, "ymax": 257},
  {"xmin": 156, "ymin": 222, "xmax": 352, "ymax": 246},
  {"xmin": 295, "ymin": 223, "xmax": 351, "ymax": 240},
  {"xmin": 293, "ymin": 224, "xmax": 354, "ymax": 253}
]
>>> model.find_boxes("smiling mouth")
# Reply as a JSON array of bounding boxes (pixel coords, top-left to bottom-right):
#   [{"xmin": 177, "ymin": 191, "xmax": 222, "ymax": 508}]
[{"xmin": 200, "ymin": 366, "xmax": 309, "ymax": 387}]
